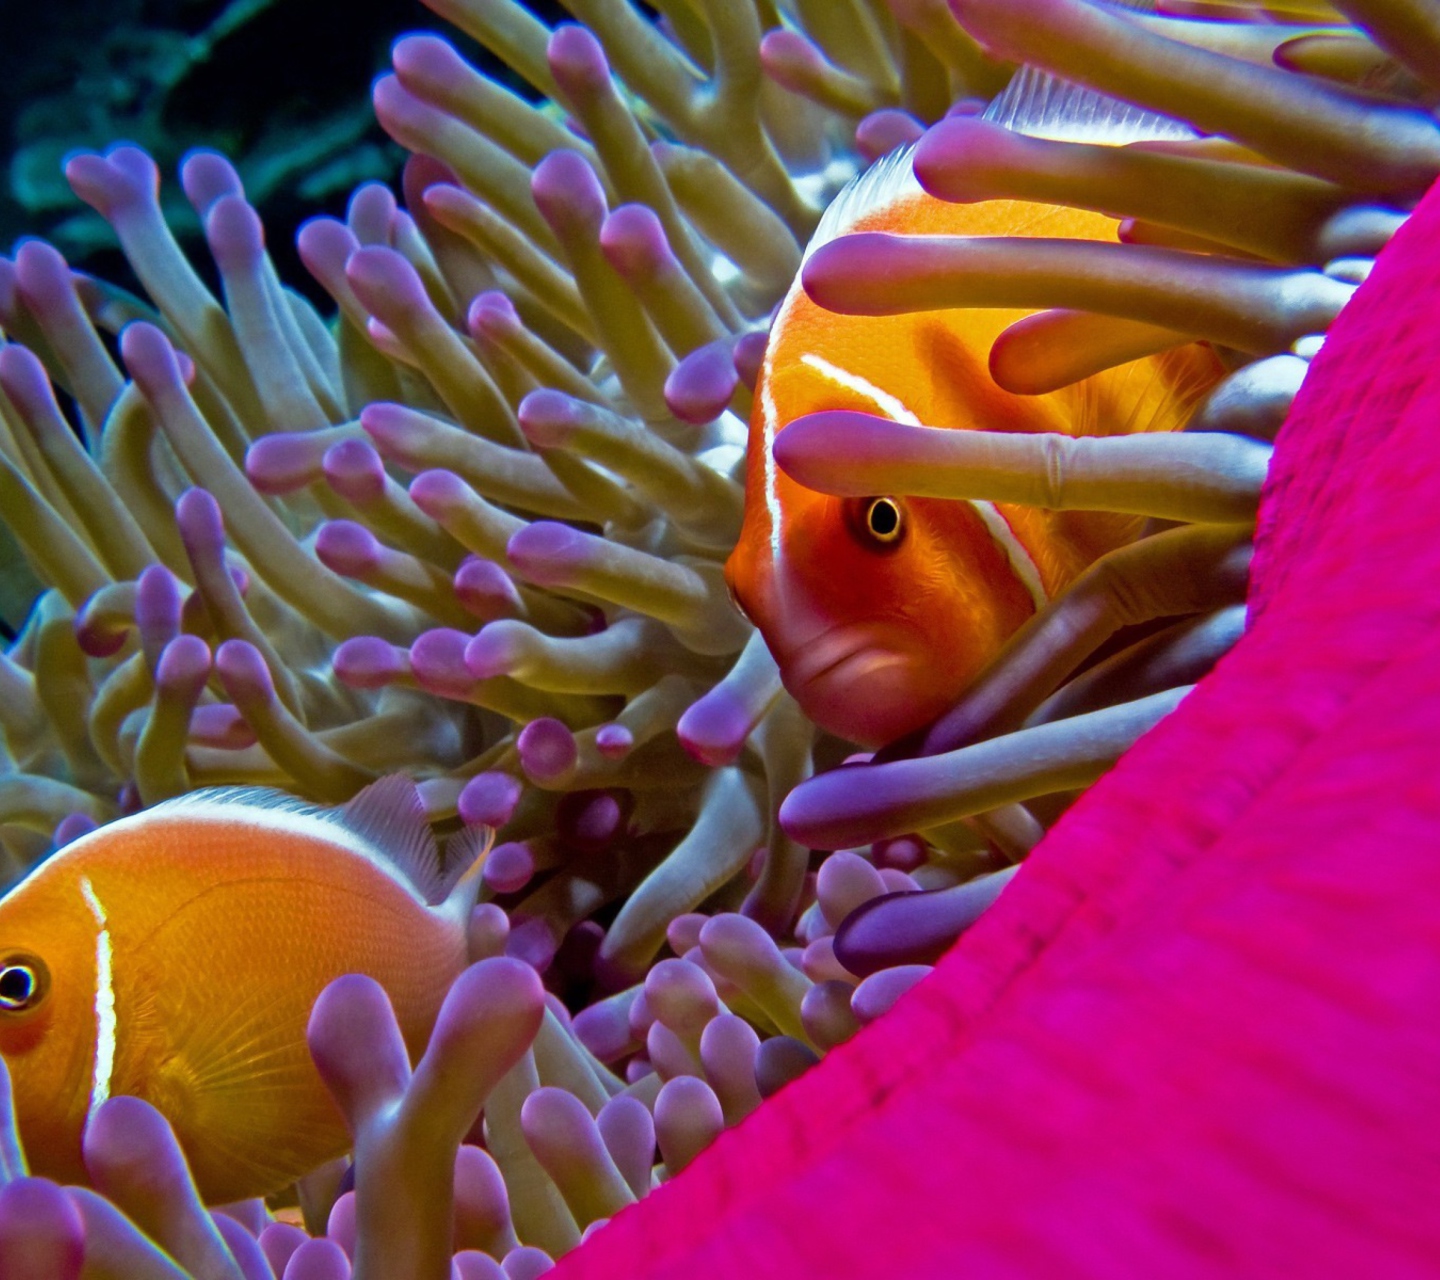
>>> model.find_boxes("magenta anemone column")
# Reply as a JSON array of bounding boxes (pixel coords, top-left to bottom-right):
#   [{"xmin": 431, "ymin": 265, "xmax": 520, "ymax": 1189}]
[{"xmin": 552, "ymin": 183, "xmax": 1440, "ymax": 1277}]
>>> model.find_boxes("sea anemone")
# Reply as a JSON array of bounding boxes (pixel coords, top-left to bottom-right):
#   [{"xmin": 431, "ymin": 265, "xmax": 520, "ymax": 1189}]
[{"xmin": 0, "ymin": 0, "xmax": 1436, "ymax": 1275}]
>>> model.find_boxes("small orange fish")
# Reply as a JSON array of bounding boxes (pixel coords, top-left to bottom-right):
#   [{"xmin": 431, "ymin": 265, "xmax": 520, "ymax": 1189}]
[
  {"xmin": 725, "ymin": 126, "xmax": 1224, "ymax": 748},
  {"xmin": 0, "ymin": 775, "xmax": 486, "ymax": 1203}
]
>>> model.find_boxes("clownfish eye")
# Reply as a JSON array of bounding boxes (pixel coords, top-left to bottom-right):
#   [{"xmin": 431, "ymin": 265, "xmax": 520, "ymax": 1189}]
[
  {"xmin": 863, "ymin": 497, "xmax": 904, "ymax": 546},
  {"xmin": 0, "ymin": 954, "xmax": 48, "ymax": 1013}
]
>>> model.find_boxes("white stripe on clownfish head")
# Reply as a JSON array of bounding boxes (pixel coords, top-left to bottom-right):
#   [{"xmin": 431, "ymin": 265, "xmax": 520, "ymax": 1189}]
[
  {"xmin": 79, "ymin": 876, "xmax": 116, "ymax": 1127},
  {"xmin": 763, "ymin": 145, "xmax": 925, "ymax": 566},
  {"xmin": 789, "ymin": 356, "xmax": 1049, "ymax": 611}
]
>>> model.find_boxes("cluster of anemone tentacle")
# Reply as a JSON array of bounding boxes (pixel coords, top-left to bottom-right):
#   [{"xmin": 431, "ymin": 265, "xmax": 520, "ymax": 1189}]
[{"xmin": 0, "ymin": 0, "xmax": 1437, "ymax": 1275}]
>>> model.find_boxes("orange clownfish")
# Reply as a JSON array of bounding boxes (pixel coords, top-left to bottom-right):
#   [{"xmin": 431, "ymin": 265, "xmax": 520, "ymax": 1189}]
[
  {"xmin": 724, "ymin": 93, "xmax": 1225, "ymax": 748},
  {"xmin": 0, "ymin": 775, "xmax": 487, "ymax": 1203}
]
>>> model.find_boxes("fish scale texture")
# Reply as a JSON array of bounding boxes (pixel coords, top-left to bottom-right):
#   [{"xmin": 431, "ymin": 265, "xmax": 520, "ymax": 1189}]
[{"xmin": 555, "ymin": 180, "xmax": 1440, "ymax": 1278}]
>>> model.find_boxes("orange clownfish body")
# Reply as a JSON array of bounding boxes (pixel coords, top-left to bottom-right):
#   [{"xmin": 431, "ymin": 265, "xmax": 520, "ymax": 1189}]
[
  {"xmin": 725, "ymin": 150, "xmax": 1225, "ymax": 748},
  {"xmin": 0, "ymin": 775, "xmax": 486, "ymax": 1203}
]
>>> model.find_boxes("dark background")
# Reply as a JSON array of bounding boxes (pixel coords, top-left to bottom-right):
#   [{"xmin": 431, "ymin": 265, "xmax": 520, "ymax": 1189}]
[{"xmin": 0, "ymin": 0, "xmax": 572, "ymax": 299}]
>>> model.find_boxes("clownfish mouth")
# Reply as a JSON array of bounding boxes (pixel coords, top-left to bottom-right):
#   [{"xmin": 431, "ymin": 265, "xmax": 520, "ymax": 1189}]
[{"xmin": 776, "ymin": 624, "xmax": 947, "ymax": 748}]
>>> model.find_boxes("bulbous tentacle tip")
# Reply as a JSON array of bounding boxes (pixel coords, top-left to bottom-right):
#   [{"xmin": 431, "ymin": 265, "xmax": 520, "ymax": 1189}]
[
  {"xmin": 52, "ymin": 812, "xmax": 99, "ymax": 849},
  {"xmin": 246, "ymin": 434, "xmax": 324, "ymax": 495},
  {"xmin": 664, "ymin": 339, "xmax": 739, "ymax": 425},
  {"xmin": 500, "ymin": 1245, "xmax": 555, "ymax": 1279},
  {"xmin": 464, "ymin": 622, "xmax": 524, "ymax": 680},
  {"xmin": 856, "ymin": 108, "xmax": 926, "ymax": 163},
  {"xmin": 64, "ymin": 145, "xmax": 158, "ymax": 219},
  {"xmin": 345, "ymin": 245, "xmax": 428, "ymax": 320},
  {"xmin": 833, "ymin": 867, "xmax": 1018, "ymax": 976},
  {"xmin": 155, "ymin": 634, "xmax": 212, "ymax": 698},
  {"xmin": 547, "ymin": 22, "xmax": 612, "ymax": 94},
  {"xmin": 82, "ymin": 1095, "xmax": 195, "ymax": 1199},
  {"xmin": 799, "ymin": 233, "xmax": 891, "ymax": 314},
  {"xmin": 188, "ymin": 702, "xmax": 256, "ymax": 751},
  {"xmin": 391, "ymin": 31, "xmax": 467, "ymax": 86},
  {"xmin": 347, "ymin": 183, "xmax": 398, "ymax": 245},
  {"xmin": 594, "ymin": 723, "xmax": 634, "ymax": 759},
  {"xmin": 454, "ymin": 1249, "xmax": 507, "ymax": 1279},
  {"xmin": 733, "ymin": 329, "xmax": 769, "ymax": 390},
  {"xmin": 754, "ymin": 1035, "xmax": 820, "ymax": 1098},
  {"xmin": 849, "ymin": 963, "xmax": 933, "ymax": 1024},
  {"xmin": 505, "ymin": 915, "xmax": 560, "ymax": 972},
  {"xmin": 408, "ymin": 467, "xmax": 470, "ymax": 517},
  {"xmin": 912, "ymin": 115, "xmax": 1017, "ymax": 201},
  {"xmin": 0, "ymin": 342, "xmax": 59, "ymax": 419},
  {"xmin": 558, "ymin": 789, "xmax": 628, "ymax": 852},
  {"xmin": 484, "ymin": 841, "xmax": 535, "ymax": 894},
  {"xmin": 179, "ymin": 148, "xmax": 243, "ymax": 217},
  {"xmin": 119, "ymin": 321, "xmax": 187, "ymax": 399},
  {"xmin": 175, "ymin": 486, "xmax": 227, "ymax": 558},
  {"xmin": 333, "ymin": 636, "xmax": 407, "ymax": 690},
  {"xmin": 654, "ymin": 1076, "xmax": 724, "ymax": 1173},
  {"xmin": 458, "ymin": 771, "xmax": 524, "ymax": 827},
  {"xmin": 296, "ymin": 217, "xmax": 359, "ymax": 280},
  {"xmin": 516, "ymin": 388, "xmax": 583, "ymax": 449},
  {"xmin": 816, "ymin": 851, "xmax": 889, "ymax": 930},
  {"xmin": 599, "ymin": 204, "xmax": 670, "ymax": 279},
  {"xmin": 12, "ymin": 239, "xmax": 74, "ymax": 314},
  {"xmin": 531, "ymin": 151, "xmax": 608, "ymax": 233},
  {"xmin": 468, "ymin": 291, "xmax": 522, "ymax": 341},
  {"xmin": 517, "ymin": 717, "xmax": 578, "ymax": 784},
  {"xmin": 306, "ymin": 973, "xmax": 411, "ymax": 1126},
  {"xmin": 205, "ymin": 195, "xmax": 266, "ymax": 281},
  {"xmin": 506, "ymin": 521, "xmax": 588, "ymax": 588},
  {"xmin": 409, "ymin": 628, "xmax": 476, "ymax": 697},
  {"xmin": 454, "ymin": 558, "xmax": 525, "ymax": 618},
  {"xmin": 215, "ymin": 638, "xmax": 277, "ymax": 704},
  {"xmin": 321, "ymin": 440, "xmax": 387, "ymax": 504},
  {"xmin": 282, "ymin": 1236, "xmax": 351, "ymax": 1280},
  {"xmin": 676, "ymin": 686, "xmax": 752, "ymax": 767},
  {"xmin": 315, "ymin": 521, "xmax": 382, "ymax": 578}
]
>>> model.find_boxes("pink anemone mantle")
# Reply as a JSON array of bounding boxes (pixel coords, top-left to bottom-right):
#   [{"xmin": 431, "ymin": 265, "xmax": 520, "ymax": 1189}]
[{"xmin": 555, "ymin": 182, "xmax": 1440, "ymax": 1277}]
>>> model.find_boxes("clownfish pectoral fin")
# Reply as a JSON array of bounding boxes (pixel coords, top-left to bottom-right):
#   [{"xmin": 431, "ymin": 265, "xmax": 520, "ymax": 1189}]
[
  {"xmin": 155, "ymin": 985, "xmax": 338, "ymax": 1196},
  {"xmin": 336, "ymin": 774, "xmax": 446, "ymax": 905},
  {"xmin": 438, "ymin": 825, "xmax": 495, "ymax": 926}
]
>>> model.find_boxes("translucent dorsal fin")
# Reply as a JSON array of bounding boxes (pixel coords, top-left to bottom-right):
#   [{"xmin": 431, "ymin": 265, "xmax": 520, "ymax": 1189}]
[
  {"xmin": 804, "ymin": 142, "xmax": 923, "ymax": 263},
  {"xmin": 147, "ymin": 774, "xmax": 446, "ymax": 905},
  {"xmin": 337, "ymin": 775, "xmax": 445, "ymax": 905},
  {"xmin": 983, "ymin": 63, "xmax": 1196, "ymax": 144},
  {"xmin": 439, "ymin": 825, "xmax": 495, "ymax": 922}
]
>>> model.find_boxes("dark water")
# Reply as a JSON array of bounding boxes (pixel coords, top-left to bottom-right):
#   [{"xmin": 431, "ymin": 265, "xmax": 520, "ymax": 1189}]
[{"xmin": 0, "ymin": 0, "xmax": 570, "ymax": 301}]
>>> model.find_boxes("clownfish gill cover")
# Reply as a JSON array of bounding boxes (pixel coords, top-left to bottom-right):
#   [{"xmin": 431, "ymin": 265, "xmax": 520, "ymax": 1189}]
[{"xmin": 0, "ymin": 0, "xmax": 1433, "ymax": 1275}]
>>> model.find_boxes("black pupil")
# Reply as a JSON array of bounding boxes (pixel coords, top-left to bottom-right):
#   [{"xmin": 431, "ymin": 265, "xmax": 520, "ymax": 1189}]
[
  {"xmin": 0, "ymin": 967, "xmax": 33, "ymax": 1006},
  {"xmin": 869, "ymin": 500, "xmax": 900, "ymax": 538}
]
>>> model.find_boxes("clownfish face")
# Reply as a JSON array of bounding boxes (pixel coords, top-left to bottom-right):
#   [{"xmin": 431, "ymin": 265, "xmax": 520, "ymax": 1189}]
[
  {"xmin": 726, "ymin": 473, "xmax": 1034, "ymax": 748},
  {"xmin": 0, "ymin": 877, "xmax": 101, "ymax": 1184}
]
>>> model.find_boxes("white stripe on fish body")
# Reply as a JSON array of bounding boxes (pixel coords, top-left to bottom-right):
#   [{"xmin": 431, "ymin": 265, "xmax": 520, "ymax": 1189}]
[
  {"xmin": 79, "ymin": 876, "xmax": 116, "ymax": 1126},
  {"xmin": 793, "ymin": 355, "xmax": 1049, "ymax": 610},
  {"xmin": 965, "ymin": 501, "xmax": 1050, "ymax": 611}
]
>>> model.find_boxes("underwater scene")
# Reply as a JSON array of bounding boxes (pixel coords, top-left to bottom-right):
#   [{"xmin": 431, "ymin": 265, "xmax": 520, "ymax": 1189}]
[{"xmin": 1, "ymin": 0, "xmax": 1439, "ymax": 1275}]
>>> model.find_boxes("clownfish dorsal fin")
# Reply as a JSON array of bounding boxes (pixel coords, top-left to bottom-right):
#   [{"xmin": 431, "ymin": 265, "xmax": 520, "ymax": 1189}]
[
  {"xmin": 804, "ymin": 142, "xmax": 923, "ymax": 263},
  {"xmin": 336, "ymin": 774, "xmax": 446, "ymax": 905},
  {"xmin": 984, "ymin": 0, "xmax": 1193, "ymax": 146},
  {"xmin": 438, "ymin": 825, "xmax": 495, "ymax": 924},
  {"xmin": 984, "ymin": 63, "xmax": 1196, "ymax": 145},
  {"xmin": 146, "ymin": 775, "xmax": 446, "ymax": 906}
]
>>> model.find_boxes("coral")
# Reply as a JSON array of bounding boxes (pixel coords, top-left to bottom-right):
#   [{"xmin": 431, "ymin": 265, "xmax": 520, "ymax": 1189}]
[{"xmin": 0, "ymin": 0, "xmax": 1435, "ymax": 1274}]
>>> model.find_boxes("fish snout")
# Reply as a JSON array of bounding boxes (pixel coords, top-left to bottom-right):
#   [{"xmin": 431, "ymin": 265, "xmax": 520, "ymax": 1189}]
[{"xmin": 772, "ymin": 622, "xmax": 957, "ymax": 748}]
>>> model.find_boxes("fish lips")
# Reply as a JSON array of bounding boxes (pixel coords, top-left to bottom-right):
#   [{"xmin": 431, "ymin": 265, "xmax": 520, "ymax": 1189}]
[{"xmin": 776, "ymin": 623, "xmax": 953, "ymax": 748}]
